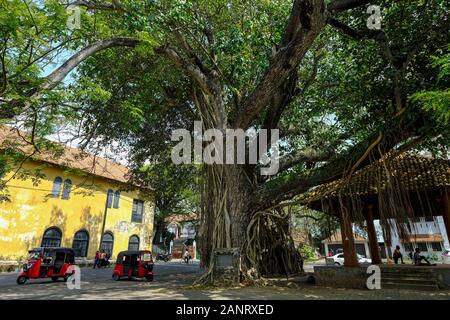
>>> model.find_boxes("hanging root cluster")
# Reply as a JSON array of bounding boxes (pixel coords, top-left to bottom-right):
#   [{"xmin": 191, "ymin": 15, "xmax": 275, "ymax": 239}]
[
  {"xmin": 243, "ymin": 208, "xmax": 303, "ymax": 283},
  {"xmin": 195, "ymin": 164, "xmax": 232, "ymax": 285}
]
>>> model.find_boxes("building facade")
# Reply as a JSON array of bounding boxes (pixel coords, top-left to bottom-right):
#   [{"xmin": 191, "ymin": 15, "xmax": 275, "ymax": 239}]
[
  {"xmin": 389, "ymin": 216, "xmax": 449, "ymax": 258},
  {"xmin": 0, "ymin": 127, "xmax": 155, "ymax": 261},
  {"xmin": 164, "ymin": 213, "xmax": 198, "ymax": 259},
  {"xmin": 322, "ymin": 231, "xmax": 371, "ymax": 258}
]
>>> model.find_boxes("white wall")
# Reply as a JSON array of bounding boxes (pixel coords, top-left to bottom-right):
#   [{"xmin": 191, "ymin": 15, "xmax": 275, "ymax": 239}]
[
  {"xmin": 437, "ymin": 216, "xmax": 450, "ymax": 249},
  {"xmin": 388, "ymin": 217, "xmax": 448, "ymax": 258}
]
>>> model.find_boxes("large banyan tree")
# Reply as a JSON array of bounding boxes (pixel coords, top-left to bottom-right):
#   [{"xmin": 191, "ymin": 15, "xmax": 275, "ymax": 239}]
[{"xmin": 1, "ymin": 0, "xmax": 449, "ymax": 282}]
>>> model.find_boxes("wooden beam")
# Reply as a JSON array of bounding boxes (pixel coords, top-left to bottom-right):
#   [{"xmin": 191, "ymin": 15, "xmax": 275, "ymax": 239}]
[
  {"xmin": 339, "ymin": 198, "xmax": 358, "ymax": 267},
  {"xmin": 365, "ymin": 205, "xmax": 382, "ymax": 264}
]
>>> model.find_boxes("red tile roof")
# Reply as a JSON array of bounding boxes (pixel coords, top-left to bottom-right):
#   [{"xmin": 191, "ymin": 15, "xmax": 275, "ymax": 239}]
[
  {"xmin": 322, "ymin": 231, "xmax": 368, "ymax": 244},
  {"xmin": 0, "ymin": 125, "xmax": 135, "ymax": 185}
]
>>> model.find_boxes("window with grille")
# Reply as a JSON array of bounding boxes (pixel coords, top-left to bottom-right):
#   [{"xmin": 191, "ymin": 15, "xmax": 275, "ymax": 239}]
[
  {"xmin": 51, "ymin": 177, "xmax": 62, "ymax": 198},
  {"xmin": 417, "ymin": 242, "xmax": 428, "ymax": 252},
  {"xmin": 403, "ymin": 243, "xmax": 413, "ymax": 252},
  {"xmin": 106, "ymin": 189, "xmax": 113, "ymax": 208},
  {"xmin": 41, "ymin": 227, "xmax": 62, "ymax": 247},
  {"xmin": 128, "ymin": 235, "xmax": 140, "ymax": 251},
  {"xmin": 431, "ymin": 242, "xmax": 442, "ymax": 251},
  {"xmin": 72, "ymin": 230, "xmax": 89, "ymax": 257},
  {"xmin": 131, "ymin": 200, "xmax": 144, "ymax": 223},
  {"xmin": 113, "ymin": 191, "xmax": 120, "ymax": 208},
  {"xmin": 100, "ymin": 232, "xmax": 114, "ymax": 256},
  {"xmin": 61, "ymin": 179, "xmax": 72, "ymax": 200}
]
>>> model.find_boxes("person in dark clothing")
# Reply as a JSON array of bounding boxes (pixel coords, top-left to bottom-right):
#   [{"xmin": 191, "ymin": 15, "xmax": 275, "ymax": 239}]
[
  {"xmin": 93, "ymin": 251, "xmax": 100, "ymax": 269},
  {"xmin": 413, "ymin": 248, "xmax": 435, "ymax": 266},
  {"xmin": 393, "ymin": 245, "xmax": 404, "ymax": 264}
]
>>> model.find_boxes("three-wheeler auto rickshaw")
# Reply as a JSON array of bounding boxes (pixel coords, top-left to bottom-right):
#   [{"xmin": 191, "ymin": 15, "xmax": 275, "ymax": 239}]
[
  {"xmin": 112, "ymin": 250, "xmax": 154, "ymax": 281},
  {"xmin": 17, "ymin": 247, "xmax": 76, "ymax": 285}
]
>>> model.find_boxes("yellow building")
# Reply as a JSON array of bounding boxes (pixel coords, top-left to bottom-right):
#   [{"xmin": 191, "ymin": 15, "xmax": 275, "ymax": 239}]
[{"xmin": 0, "ymin": 126, "xmax": 155, "ymax": 261}]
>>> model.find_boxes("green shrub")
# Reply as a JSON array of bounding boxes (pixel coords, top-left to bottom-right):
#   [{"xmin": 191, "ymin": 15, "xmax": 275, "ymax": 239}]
[{"xmin": 298, "ymin": 244, "xmax": 316, "ymax": 260}]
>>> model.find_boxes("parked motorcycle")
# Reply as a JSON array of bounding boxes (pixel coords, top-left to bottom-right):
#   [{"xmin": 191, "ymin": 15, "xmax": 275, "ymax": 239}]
[{"xmin": 155, "ymin": 252, "xmax": 172, "ymax": 262}]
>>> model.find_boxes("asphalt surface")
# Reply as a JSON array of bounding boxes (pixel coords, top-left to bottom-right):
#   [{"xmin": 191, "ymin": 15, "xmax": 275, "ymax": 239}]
[
  {"xmin": 0, "ymin": 260, "xmax": 202, "ymax": 300},
  {"xmin": 1, "ymin": 260, "xmax": 449, "ymax": 300}
]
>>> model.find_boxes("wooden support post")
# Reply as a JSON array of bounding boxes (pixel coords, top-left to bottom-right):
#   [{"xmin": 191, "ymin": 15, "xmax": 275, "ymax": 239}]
[
  {"xmin": 339, "ymin": 198, "xmax": 358, "ymax": 267},
  {"xmin": 441, "ymin": 191, "xmax": 450, "ymax": 245},
  {"xmin": 365, "ymin": 205, "xmax": 382, "ymax": 264}
]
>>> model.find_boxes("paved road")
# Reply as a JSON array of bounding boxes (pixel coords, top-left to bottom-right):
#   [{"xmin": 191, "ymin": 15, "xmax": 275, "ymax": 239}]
[
  {"xmin": 1, "ymin": 260, "xmax": 449, "ymax": 300},
  {"xmin": 0, "ymin": 260, "xmax": 202, "ymax": 300}
]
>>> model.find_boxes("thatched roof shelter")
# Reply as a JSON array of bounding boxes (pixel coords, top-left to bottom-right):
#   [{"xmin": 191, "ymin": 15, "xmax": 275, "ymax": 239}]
[
  {"xmin": 299, "ymin": 152, "xmax": 450, "ymax": 265},
  {"xmin": 300, "ymin": 153, "xmax": 450, "ymax": 220}
]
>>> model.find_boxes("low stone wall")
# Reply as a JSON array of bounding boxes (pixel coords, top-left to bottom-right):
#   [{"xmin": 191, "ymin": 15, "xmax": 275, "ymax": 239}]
[
  {"xmin": 436, "ymin": 269, "xmax": 450, "ymax": 289},
  {"xmin": 0, "ymin": 261, "xmax": 20, "ymax": 273},
  {"xmin": 314, "ymin": 265, "xmax": 450, "ymax": 290},
  {"xmin": 314, "ymin": 266, "xmax": 368, "ymax": 289}
]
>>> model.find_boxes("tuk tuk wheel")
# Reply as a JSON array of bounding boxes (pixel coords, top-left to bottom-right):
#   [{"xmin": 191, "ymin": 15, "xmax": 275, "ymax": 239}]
[
  {"xmin": 112, "ymin": 273, "xmax": 120, "ymax": 281},
  {"xmin": 146, "ymin": 275, "xmax": 154, "ymax": 282},
  {"xmin": 17, "ymin": 276, "xmax": 27, "ymax": 285},
  {"xmin": 51, "ymin": 277, "xmax": 59, "ymax": 282}
]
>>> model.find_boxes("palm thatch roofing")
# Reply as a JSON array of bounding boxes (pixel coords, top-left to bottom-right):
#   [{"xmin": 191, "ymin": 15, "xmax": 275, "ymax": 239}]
[
  {"xmin": 299, "ymin": 152, "xmax": 449, "ymax": 243},
  {"xmin": 300, "ymin": 153, "xmax": 450, "ymax": 205}
]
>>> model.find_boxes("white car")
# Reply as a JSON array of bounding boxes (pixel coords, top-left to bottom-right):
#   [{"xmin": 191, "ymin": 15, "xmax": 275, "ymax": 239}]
[
  {"xmin": 328, "ymin": 253, "xmax": 372, "ymax": 265},
  {"xmin": 442, "ymin": 249, "xmax": 450, "ymax": 264}
]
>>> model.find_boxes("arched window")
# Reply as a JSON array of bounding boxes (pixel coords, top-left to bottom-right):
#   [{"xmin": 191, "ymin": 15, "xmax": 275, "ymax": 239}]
[
  {"xmin": 72, "ymin": 230, "xmax": 89, "ymax": 257},
  {"xmin": 106, "ymin": 189, "xmax": 113, "ymax": 208},
  {"xmin": 113, "ymin": 191, "xmax": 120, "ymax": 209},
  {"xmin": 41, "ymin": 227, "xmax": 62, "ymax": 247},
  {"xmin": 100, "ymin": 232, "xmax": 114, "ymax": 256},
  {"xmin": 61, "ymin": 179, "xmax": 72, "ymax": 200},
  {"xmin": 51, "ymin": 177, "xmax": 63, "ymax": 198},
  {"xmin": 128, "ymin": 235, "xmax": 140, "ymax": 251}
]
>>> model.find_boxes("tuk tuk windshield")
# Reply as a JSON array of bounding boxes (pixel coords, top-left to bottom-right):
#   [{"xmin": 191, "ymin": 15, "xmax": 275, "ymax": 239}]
[
  {"xmin": 28, "ymin": 251, "xmax": 41, "ymax": 261},
  {"xmin": 141, "ymin": 253, "xmax": 152, "ymax": 261}
]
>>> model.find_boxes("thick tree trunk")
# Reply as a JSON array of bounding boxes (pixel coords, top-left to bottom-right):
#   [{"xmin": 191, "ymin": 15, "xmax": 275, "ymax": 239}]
[
  {"xmin": 199, "ymin": 164, "xmax": 253, "ymax": 271},
  {"xmin": 199, "ymin": 163, "xmax": 302, "ymax": 284},
  {"xmin": 225, "ymin": 165, "xmax": 253, "ymax": 248}
]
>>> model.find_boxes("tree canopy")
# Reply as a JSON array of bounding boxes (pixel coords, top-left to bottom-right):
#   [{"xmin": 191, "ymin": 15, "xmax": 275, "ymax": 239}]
[{"xmin": 1, "ymin": 0, "xmax": 449, "ymax": 280}]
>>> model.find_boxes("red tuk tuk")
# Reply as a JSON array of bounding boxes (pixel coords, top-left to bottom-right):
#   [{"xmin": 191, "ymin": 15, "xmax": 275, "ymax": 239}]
[
  {"xmin": 17, "ymin": 247, "xmax": 76, "ymax": 285},
  {"xmin": 112, "ymin": 250, "xmax": 154, "ymax": 281}
]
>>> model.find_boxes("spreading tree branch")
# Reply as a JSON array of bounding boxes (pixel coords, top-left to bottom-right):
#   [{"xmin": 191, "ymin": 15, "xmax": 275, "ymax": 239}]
[
  {"xmin": 66, "ymin": 0, "xmax": 125, "ymax": 12},
  {"xmin": 328, "ymin": 0, "xmax": 372, "ymax": 13},
  {"xmin": 233, "ymin": 0, "xmax": 326, "ymax": 130},
  {"xmin": 278, "ymin": 148, "xmax": 335, "ymax": 173},
  {"xmin": 41, "ymin": 37, "xmax": 139, "ymax": 92},
  {"xmin": 328, "ymin": 17, "xmax": 381, "ymax": 39},
  {"xmin": 251, "ymin": 111, "xmax": 421, "ymax": 212}
]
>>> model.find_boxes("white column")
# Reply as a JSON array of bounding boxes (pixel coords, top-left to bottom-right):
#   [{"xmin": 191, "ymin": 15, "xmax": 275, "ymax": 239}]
[
  {"xmin": 364, "ymin": 242, "xmax": 370, "ymax": 258},
  {"xmin": 193, "ymin": 240, "xmax": 197, "ymax": 260}
]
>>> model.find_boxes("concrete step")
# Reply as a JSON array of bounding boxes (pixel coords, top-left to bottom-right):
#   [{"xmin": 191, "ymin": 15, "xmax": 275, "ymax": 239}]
[
  {"xmin": 381, "ymin": 271, "xmax": 433, "ymax": 278},
  {"xmin": 382, "ymin": 277, "xmax": 437, "ymax": 285},
  {"xmin": 382, "ymin": 281, "xmax": 440, "ymax": 291}
]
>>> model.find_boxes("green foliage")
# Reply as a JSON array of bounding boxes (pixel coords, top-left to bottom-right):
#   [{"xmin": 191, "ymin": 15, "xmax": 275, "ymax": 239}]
[
  {"xmin": 163, "ymin": 230, "xmax": 175, "ymax": 250},
  {"xmin": 1, "ymin": 0, "xmax": 448, "ymax": 216},
  {"xmin": 411, "ymin": 47, "xmax": 450, "ymax": 123},
  {"xmin": 298, "ymin": 243, "xmax": 316, "ymax": 261}
]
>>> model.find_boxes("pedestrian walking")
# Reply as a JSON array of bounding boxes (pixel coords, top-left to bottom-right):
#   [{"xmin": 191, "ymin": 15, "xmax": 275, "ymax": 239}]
[{"xmin": 93, "ymin": 250, "xmax": 100, "ymax": 269}]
